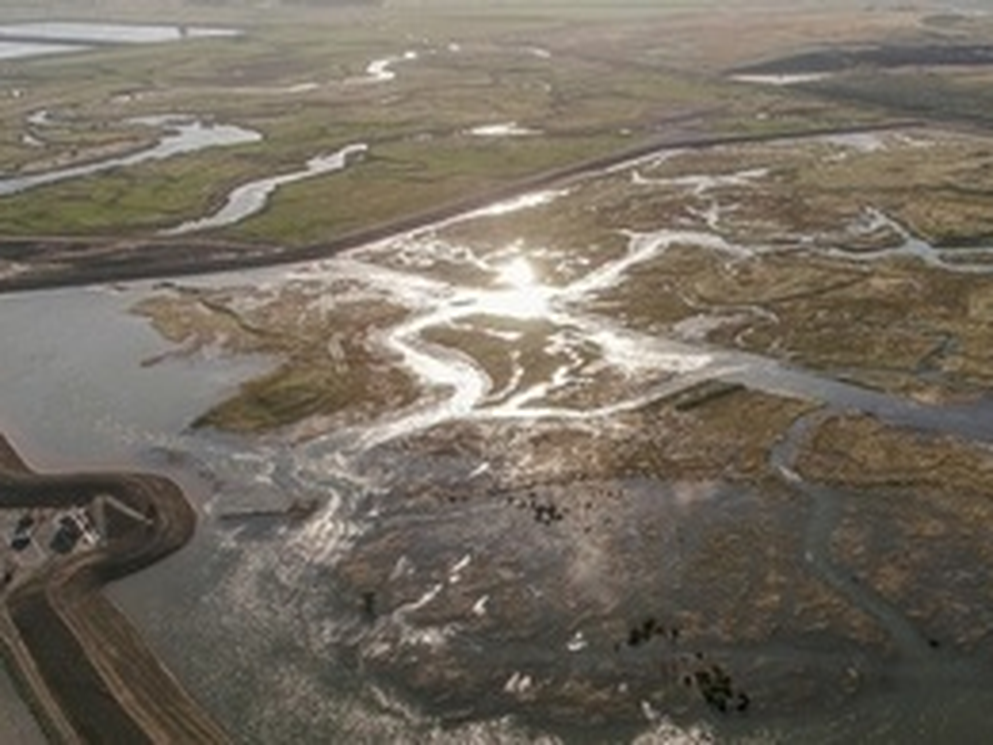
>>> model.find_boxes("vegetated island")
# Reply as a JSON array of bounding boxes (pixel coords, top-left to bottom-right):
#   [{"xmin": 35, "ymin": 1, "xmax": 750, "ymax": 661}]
[{"xmin": 0, "ymin": 434, "xmax": 228, "ymax": 744}]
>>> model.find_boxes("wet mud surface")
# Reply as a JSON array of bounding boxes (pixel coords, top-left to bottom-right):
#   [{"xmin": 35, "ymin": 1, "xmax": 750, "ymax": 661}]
[
  {"xmin": 124, "ymin": 125, "xmax": 993, "ymax": 740},
  {"xmin": 334, "ymin": 410, "xmax": 889, "ymax": 735}
]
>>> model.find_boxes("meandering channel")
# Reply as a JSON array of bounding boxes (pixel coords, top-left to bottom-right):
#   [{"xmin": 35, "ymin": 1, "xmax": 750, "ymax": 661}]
[
  {"xmin": 161, "ymin": 143, "xmax": 366, "ymax": 236},
  {"xmin": 0, "ymin": 114, "xmax": 260, "ymax": 197},
  {"xmin": 770, "ymin": 410, "xmax": 933, "ymax": 660}
]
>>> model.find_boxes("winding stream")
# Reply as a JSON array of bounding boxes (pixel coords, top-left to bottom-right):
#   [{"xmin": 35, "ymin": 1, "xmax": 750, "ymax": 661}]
[
  {"xmin": 301, "ymin": 223, "xmax": 993, "ymax": 467},
  {"xmin": 825, "ymin": 208, "xmax": 993, "ymax": 274},
  {"xmin": 0, "ymin": 115, "xmax": 261, "ymax": 197},
  {"xmin": 770, "ymin": 410, "xmax": 933, "ymax": 660},
  {"xmin": 362, "ymin": 51, "xmax": 418, "ymax": 83},
  {"xmin": 161, "ymin": 143, "xmax": 367, "ymax": 235}
]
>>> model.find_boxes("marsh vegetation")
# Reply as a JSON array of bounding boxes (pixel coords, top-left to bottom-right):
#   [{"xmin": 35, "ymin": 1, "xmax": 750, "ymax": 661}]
[{"xmin": 7, "ymin": 1, "xmax": 993, "ymax": 743}]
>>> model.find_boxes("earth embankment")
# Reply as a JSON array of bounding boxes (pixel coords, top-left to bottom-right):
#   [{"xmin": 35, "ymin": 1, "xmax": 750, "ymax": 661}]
[{"xmin": 0, "ymin": 434, "xmax": 228, "ymax": 744}]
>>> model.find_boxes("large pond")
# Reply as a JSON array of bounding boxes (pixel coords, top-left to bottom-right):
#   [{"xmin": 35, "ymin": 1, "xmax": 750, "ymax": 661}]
[
  {"xmin": 0, "ymin": 22, "xmax": 239, "ymax": 61},
  {"xmin": 0, "ymin": 21, "xmax": 239, "ymax": 45}
]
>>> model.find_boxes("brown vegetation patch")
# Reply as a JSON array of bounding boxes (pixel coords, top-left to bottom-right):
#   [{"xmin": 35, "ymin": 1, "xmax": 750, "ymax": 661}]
[
  {"xmin": 135, "ymin": 282, "xmax": 417, "ymax": 433},
  {"xmin": 796, "ymin": 415, "xmax": 993, "ymax": 650}
]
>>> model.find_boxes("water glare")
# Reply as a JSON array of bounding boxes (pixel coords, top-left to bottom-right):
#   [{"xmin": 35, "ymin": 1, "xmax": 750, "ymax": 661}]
[
  {"xmin": 498, "ymin": 256, "xmax": 536, "ymax": 288},
  {"xmin": 478, "ymin": 256, "xmax": 552, "ymax": 319}
]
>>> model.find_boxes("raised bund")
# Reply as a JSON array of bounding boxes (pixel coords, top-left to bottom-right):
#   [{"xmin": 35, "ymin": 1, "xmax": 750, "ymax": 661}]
[{"xmin": 0, "ymin": 435, "xmax": 228, "ymax": 744}]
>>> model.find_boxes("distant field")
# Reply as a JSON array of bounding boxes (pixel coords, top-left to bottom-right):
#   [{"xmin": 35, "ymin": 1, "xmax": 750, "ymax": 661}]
[{"xmin": 0, "ymin": 0, "xmax": 977, "ymax": 254}]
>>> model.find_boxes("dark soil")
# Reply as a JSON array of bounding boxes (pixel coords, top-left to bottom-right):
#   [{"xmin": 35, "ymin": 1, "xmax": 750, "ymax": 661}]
[{"xmin": 734, "ymin": 43, "xmax": 993, "ymax": 76}]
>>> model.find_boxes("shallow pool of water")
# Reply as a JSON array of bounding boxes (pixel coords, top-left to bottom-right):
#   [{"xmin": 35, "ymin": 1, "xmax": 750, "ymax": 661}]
[{"xmin": 0, "ymin": 22, "xmax": 239, "ymax": 45}]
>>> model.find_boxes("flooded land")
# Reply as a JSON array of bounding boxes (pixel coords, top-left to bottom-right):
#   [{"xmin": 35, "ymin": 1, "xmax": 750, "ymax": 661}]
[
  {"xmin": 4, "ymin": 2, "xmax": 993, "ymax": 744},
  {"xmin": 121, "ymin": 127, "xmax": 993, "ymax": 742}
]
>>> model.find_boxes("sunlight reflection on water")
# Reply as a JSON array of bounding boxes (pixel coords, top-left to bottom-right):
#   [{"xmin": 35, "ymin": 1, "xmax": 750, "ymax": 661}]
[{"xmin": 478, "ymin": 256, "xmax": 554, "ymax": 319}]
